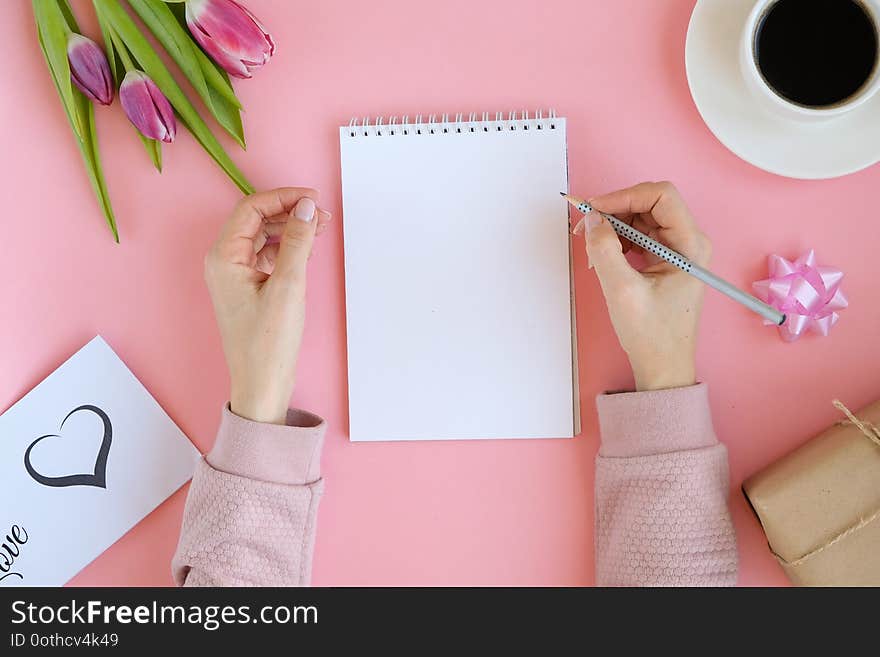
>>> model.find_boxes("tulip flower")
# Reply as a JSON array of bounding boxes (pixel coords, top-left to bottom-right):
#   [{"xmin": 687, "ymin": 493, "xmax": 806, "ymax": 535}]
[
  {"xmin": 67, "ymin": 34, "xmax": 113, "ymax": 105},
  {"xmin": 185, "ymin": 0, "xmax": 275, "ymax": 79},
  {"xmin": 119, "ymin": 70, "xmax": 177, "ymax": 143}
]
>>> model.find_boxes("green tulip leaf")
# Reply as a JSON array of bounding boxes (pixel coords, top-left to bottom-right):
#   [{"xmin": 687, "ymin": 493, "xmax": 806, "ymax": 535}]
[
  {"xmin": 127, "ymin": 0, "xmax": 245, "ymax": 148},
  {"xmin": 93, "ymin": 2, "xmax": 121, "ymax": 83},
  {"xmin": 139, "ymin": 134, "xmax": 163, "ymax": 172},
  {"xmin": 197, "ymin": 51, "xmax": 243, "ymax": 109},
  {"xmin": 80, "ymin": 94, "xmax": 120, "ymax": 241},
  {"xmin": 93, "ymin": 0, "xmax": 253, "ymax": 194},
  {"xmin": 34, "ymin": 0, "xmax": 119, "ymax": 241},
  {"xmin": 57, "ymin": 0, "xmax": 78, "ymax": 31},
  {"xmin": 32, "ymin": 0, "xmax": 84, "ymax": 139},
  {"xmin": 195, "ymin": 74, "xmax": 246, "ymax": 150}
]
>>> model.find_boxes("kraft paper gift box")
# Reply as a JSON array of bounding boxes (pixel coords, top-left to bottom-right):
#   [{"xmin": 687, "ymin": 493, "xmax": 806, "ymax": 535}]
[{"xmin": 743, "ymin": 400, "xmax": 880, "ymax": 587}]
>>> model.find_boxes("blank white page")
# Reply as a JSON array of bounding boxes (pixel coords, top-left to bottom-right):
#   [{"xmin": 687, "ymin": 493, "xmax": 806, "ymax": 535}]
[{"xmin": 340, "ymin": 116, "xmax": 575, "ymax": 441}]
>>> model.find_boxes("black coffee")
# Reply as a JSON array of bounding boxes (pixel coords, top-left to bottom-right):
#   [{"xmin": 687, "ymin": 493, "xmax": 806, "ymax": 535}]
[{"xmin": 755, "ymin": 0, "xmax": 878, "ymax": 107}]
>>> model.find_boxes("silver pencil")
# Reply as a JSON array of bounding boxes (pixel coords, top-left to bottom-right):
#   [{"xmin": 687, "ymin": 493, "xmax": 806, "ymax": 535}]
[{"xmin": 562, "ymin": 193, "xmax": 785, "ymax": 326}]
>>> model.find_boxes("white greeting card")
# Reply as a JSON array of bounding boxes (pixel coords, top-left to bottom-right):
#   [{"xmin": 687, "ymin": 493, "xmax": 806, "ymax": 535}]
[{"xmin": 0, "ymin": 336, "xmax": 200, "ymax": 586}]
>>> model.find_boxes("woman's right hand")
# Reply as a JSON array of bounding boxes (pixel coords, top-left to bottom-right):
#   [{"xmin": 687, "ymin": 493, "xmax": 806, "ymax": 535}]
[
  {"xmin": 204, "ymin": 188, "xmax": 331, "ymax": 425},
  {"xmin": 574, "ymin": 182, "xmax": 712, "ymax": 392}
]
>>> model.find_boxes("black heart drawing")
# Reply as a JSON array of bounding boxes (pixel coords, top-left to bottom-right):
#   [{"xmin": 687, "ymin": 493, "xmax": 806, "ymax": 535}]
[{"xmin": 23, "ymin": 405, "xmax": 112, "ymax": 489}]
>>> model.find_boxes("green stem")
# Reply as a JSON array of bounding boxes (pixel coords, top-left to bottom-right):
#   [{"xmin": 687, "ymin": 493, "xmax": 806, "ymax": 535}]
[{"xmin": 106, "ymin": 23, "xmax": 136, "ymax": 72}]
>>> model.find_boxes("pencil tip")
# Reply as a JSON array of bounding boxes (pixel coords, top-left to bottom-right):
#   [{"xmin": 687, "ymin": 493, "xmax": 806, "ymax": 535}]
[{"xmin": 559, "ymin": 191, "xmax": 566, "ymax": 197}]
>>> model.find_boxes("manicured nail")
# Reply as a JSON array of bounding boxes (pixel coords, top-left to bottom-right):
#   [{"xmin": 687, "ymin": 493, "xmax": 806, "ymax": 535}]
[
  {"xmin": 571, "ymin": 217, "xmax": 585, "ymax": 235},
  {"xmin": 586, "ymin": 211, "xmax": 603, "ymax": 234},
  {"xmin": 293, "ymin": 197, "xmax": 316, "ymax": 223}
]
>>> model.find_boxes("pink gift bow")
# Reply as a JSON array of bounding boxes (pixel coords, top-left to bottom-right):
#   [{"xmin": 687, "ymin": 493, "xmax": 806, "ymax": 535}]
[{"xmin": 752, "ymin": 250, "xmax": 847, "ymax": 342}]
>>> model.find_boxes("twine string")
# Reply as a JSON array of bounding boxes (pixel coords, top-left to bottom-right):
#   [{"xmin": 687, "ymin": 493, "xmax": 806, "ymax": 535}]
[
  {"xmin": 777, "ymin": 400, "xmax": 880, "ymax": 568},
  {"xmin": 832, "ymin": 399, "xmax": 880, "ymax": 448}
]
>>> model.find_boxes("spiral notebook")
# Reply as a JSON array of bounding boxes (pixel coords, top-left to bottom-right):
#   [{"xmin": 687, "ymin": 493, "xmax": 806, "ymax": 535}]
[{"xmin": 340, "ymin": 111, "xmax": 579, "ymax": 441}]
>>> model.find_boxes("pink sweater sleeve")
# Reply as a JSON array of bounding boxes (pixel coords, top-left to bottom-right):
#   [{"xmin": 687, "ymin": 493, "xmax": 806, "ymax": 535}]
[
  {"xmin": 172, "ymin": 405, "xmax": 325, "ymax": 587},
  {"xmin": 594, "ymin": 383, "xmax": 737, "ymax": 586}
]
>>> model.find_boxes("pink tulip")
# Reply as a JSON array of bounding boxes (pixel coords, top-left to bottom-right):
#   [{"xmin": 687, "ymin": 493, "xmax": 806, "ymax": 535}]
[
  {"xmin": 67, "ymin": 34, "xmax": 113, "ymax": 105},
  {"xmin": 185, "ymin": 0, "xmax": 275, "ymax": 79},
  {"xmin": 119, "ymin": 70, "xmax": 176, "ymax": 143}
]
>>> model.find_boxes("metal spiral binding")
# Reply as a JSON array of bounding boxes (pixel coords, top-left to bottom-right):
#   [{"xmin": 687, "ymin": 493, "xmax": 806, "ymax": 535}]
[{"xmin": 346, "ymin": 109, "xmax": 558, "ymax": 137}]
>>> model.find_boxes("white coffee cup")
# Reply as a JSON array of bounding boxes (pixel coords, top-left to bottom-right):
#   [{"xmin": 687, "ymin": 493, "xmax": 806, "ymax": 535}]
[{"xmin": 740, "ymin": 0, "xmax": 880, "ymax": 121}]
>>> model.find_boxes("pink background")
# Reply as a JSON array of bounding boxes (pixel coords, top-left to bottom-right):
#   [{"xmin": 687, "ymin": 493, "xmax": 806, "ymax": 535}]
[{"xmin": 2, "ymin": 0, "xmax": 878, "ymax": 586}]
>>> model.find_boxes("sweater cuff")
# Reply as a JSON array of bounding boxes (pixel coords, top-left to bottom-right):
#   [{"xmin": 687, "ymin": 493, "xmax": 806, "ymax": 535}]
[
  {"xmin": 595, "ymin": 383, "xmax": 718, "ymax": 457},
  {"xmin": 206, "ymin": 404, "xmax": 325, "ymax": 485}
]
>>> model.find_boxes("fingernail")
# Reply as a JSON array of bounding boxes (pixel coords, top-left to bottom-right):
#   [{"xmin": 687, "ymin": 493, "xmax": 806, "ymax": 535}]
[
  {"xmin": 588, "ymin": 256, "xmax": 593, "ymax": 270},
  {"xmin": 586, "ymin": 211, "xmax": 603, "ymax": 234},
  {"xmin": 571, "ymin": 217, "xmax": 585, "ymax": 235},
  {"xmin": 293, "ymin": 197, "xmax": 316, "ymax": 223}
]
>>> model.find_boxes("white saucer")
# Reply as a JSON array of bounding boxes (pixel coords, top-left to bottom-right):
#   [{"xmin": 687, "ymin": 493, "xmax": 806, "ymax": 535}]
[{"xmin": 686, "ymin": 0, "xmax": 880, "ymax": 179}]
